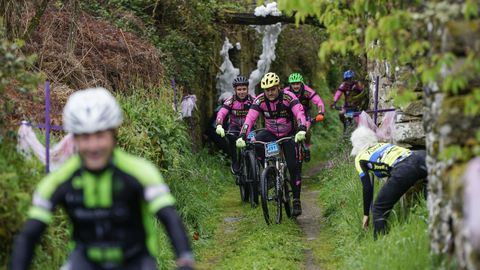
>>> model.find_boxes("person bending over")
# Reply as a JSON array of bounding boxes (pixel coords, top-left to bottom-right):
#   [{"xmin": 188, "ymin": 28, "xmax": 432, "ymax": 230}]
[{"xmin": 350, "ymin": 126, "xmax": 427, "ymax": 238}]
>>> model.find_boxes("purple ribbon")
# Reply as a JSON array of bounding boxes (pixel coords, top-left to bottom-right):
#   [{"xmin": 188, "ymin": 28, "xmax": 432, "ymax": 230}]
[
  {"xmin": 353, "ymin": 108, "xmax": 396, "ymax": 117},
  {"xmin": 45, "ymin": 80, "xmax": 51, "ymax": 173}
]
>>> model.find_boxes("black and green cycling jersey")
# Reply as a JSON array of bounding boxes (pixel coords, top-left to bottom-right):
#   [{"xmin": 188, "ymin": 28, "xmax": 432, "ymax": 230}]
[{"xmin": 16, "ymin": 148, "xmax": 185, "ymax": 266}]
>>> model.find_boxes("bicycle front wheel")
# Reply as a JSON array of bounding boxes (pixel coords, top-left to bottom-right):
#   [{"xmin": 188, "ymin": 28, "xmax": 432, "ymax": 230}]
[
  {"xmin": 283, "ymin": 167, "xmax": 292, "ymax": 218},
  {"xmin": 238, "ymin": 170, "xmax": 250, "ymax": 203},
  {"xmin": 260, "ymin": 166, "xmax": 281, "ymax": 225},
  {"xmin": 246, "ymin": 151, "xmax": 259, "ymax": 208}
]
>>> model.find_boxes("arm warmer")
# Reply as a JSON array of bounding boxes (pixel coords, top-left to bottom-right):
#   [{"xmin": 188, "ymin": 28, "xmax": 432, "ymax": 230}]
[
  {"xmin": 360, "ymin": 174, "xmax": 374, "ymax": 216},
  {"xmin": 10, "ymin": 219, "xmax": 47, "ymax": 270},
  {"xmin": 156, "ymin": 206, "xmax": 192, "ymax": 259}
]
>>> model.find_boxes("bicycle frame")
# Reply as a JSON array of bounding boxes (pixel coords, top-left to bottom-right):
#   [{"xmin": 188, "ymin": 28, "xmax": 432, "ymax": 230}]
[
  {"xmin": 254, "ymin": 136, "xmax": 292, "ymax": 179},
  {"xmin": 255, "ymin": 136, "xmax": 294, "ymax": 224}
]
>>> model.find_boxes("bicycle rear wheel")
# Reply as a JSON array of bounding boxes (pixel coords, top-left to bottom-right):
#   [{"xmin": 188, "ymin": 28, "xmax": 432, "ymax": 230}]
[
  {"xmin": 260, "ymin": 166, "xmax": 279, "ymax": 225},
  {"xmin": 247, "ymin": 151, "xmax": 259, "ymax": 208}
]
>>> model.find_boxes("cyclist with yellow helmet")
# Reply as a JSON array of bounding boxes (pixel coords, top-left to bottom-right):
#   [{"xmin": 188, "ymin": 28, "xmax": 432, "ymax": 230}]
[{"xmin": 236, "ymin": 72, "xmax": 308, "ymax": 216}]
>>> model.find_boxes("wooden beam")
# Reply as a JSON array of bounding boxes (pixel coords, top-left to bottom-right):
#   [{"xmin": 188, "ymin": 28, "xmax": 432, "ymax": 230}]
[{"xmin": 216, "ymin": 11, "xmax": 324, "ymax": 28}]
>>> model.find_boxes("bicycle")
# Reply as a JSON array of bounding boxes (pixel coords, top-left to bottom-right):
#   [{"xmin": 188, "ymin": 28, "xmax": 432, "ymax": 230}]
[
  {"xmin": 228, "ymin": 131, "xmax": 261, "ymax": 207},
  {"xmin": 334, "ymin": 105, "xmax": 358, "ymax": 136},
  {"xmin": 254, "ymin": 136, "xmax": 294, "ymax": 225}
]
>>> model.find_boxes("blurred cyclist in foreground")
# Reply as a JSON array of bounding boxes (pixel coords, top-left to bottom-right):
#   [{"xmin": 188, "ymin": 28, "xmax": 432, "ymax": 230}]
[{"xmin": 11, "ymin": 88, "xmax": 194, "ymax": 270}]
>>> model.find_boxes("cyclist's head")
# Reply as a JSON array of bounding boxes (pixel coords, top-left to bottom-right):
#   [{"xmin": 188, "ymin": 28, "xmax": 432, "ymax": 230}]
[
  {"xmin": 261, "ymin": 72, "xmax": 280, "ymax": 101},
  {"xmin": 350, "ymin": 126, "xmax": 378, "ymax": 156},
  {"xmin": 343, "ymin": 70, "xmax": 355, "ymax": 81},
  {"xmin": 232, "ymin": 76, "xmax": 249, "ymax": 100},
  {"xmin": 288, "ymin": 73, "xmax": 304, "ymax": 92},
  {"xmin": 63, "ymin": 87, "xmax": 122, "ymax": 171}
]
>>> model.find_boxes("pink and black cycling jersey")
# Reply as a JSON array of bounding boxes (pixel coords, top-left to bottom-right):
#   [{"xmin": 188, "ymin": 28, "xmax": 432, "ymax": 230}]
[
  {"xmin": 333, "ymin": 81, "xmax": 364, "ymax": 107},
  {"xmin": 241, "ymin": 90, "xmax": 307, "ymax": 138},
  {"xmin": 283, "ymin": 84, "xmax": 325, "ymax": 114},
  {"xmin": 216, "ymin": 95, "xmax": 255, "ymax": 132}
]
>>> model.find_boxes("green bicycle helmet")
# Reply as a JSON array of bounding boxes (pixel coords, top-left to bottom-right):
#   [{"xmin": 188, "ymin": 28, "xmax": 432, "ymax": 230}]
[{"xmin": 288, "ymin": 73, "xmax": 304, "ymax": 84}]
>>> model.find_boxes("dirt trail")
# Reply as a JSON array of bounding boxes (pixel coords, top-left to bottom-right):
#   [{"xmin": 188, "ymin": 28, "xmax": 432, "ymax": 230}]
[
  {"xmin": 297, "ymin": 162, "xmax": 331, "ymax": 270},
  {"xmin": 298, "ymin": 187, "xmax": 322, "ymax": 270}
]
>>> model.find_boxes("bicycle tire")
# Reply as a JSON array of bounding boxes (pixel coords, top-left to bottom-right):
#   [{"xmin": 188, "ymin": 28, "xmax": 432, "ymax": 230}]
[
  {"xmin": 239, "ymin": 163, "xmax": 250, "ymax": 203},
  {"xmin": 275, "ymin": 175, "xmax": 283, "ymax": 224},
  {"xmin": 283, "ymin": 167, "xmax": 293, "ymax": 218},
  {"xmin": 260, "ymin": 166, "xmax": 278, "ymax": 225},
  {"xmin": 246, "ymin": 151, "xmax": 259, "ymax": 208},
  {"xmin": 239, "ymin": 175, "xmax": 249, "ymax": 202}
]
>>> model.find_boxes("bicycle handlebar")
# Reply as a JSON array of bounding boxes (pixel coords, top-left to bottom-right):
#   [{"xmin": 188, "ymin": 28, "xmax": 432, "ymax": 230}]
[{"xmin": 251, "ymin": 136, "xmax": 294, "ymax": 145}]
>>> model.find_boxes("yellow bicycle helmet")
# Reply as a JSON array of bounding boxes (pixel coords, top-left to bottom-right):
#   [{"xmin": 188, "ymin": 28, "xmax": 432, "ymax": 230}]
[{"xmin": 260, "ymin": 72, "xmax": 280, "ymax": 89}]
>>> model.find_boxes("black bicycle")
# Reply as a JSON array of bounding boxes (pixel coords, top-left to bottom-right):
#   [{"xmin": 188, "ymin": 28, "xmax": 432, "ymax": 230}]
[
  {"xmin": 228, "ymin": 131, "xmax": 261, "ymax": 207},
  {"xmin": 255, "ymin": 136, "xmax": 294, "ymax": 225}
]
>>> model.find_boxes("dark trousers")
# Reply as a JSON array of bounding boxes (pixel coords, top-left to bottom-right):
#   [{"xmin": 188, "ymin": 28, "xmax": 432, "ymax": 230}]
[
  {"xmin": 60, "ymin": 248, "xmax": 157, "ymax": 270},
  {"xmin": 226, "ymin": 129, "xmax": 240, "ymax": 168},
  {"xmin": 372, "ymin": 150, "xmax": 427, "ymax": 237},
  {"xmin": 255, "ymin": 130, "xmax": 301, "ymax": 199}
]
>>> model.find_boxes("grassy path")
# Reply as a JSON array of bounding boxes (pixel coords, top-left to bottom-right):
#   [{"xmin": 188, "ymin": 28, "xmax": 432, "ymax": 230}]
[
  {"xmin": 196, "ymin": 162, "xmax": 339, "ymax": 270},
  {"xmin": 196, "ymin": 183, "xmax": 305, "ymax": 269}
]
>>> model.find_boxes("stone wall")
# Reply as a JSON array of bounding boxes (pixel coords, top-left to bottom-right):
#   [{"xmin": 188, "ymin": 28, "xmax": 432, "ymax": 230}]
[
  {"xmin": 367, "ymin": 7, "xmax": 480, "ymax": 269},
  {"xmin": 425, "ymin": 18, "xmax": 480, "ymax": 269},
  {"xmin": 367, "ymin": 60, "xmax": 425, "ymax": 147}
]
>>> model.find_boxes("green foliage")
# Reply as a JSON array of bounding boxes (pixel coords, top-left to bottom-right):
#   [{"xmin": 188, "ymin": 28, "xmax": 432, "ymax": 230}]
[
  {"xmin": 158, "ymin": 31, "xmax": 206, "ymax": 88},
  {"xmin": 80, "ymin": 0, "xmax": 239, "ymax": 89},
  {"xmin": 278, "ymin": 0, "xmax": 480, "ymax": 117},
  {"xmin": 0, "ymin": 139, "xmax": 70, "ymax": 269},
  {"xmin": 1, "ymin": 84, "xmax": 230, "ymax": 269},
  {"xmin": 440, "ymin": 145, "xmax": 469, "ymax": 162},
  {"xmin": 393, "ymin": 89, "xmax": 418, "ymax": 108},
  {"xmin": 0, "ymin": 18, "xmax": 43, "ymax": 133},
  {"xmin": 116, "ymin": 86, "xmax": 230, "ymax": 268},
  {"xmin": 463, "ymin": 0, "xmax": 479, "ymax": 20}
]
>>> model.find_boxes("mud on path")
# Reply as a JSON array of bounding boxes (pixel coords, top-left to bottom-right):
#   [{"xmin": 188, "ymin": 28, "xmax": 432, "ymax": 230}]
[
  {"xmin": 297, "ymin": 161, "xmax": 333, "ymax": 270},
  {"xmin": 297, "ymin": 188, "xmax": 322, "ymax": 270}
]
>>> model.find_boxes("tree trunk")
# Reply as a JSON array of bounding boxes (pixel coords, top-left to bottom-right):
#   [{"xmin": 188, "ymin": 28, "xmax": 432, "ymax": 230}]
[
  {"xmin": 22, "ymin": 0, "xmax": 49, "ymax": 41},
  {"xmin": 66, "ymin": 0, "xmax": 79, "ymax": 54}
]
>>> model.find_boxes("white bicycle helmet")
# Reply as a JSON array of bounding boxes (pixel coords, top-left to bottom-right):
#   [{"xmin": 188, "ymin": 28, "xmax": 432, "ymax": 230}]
[{"xmin": 63, "ymin": 87, "xmax": 123, "ymax": 134}]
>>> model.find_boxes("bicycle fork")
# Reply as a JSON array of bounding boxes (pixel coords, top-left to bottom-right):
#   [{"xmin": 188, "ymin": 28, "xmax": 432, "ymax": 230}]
[{"xmin": 276, "ymin": 160, "xmax": 285, "ymax": 200}]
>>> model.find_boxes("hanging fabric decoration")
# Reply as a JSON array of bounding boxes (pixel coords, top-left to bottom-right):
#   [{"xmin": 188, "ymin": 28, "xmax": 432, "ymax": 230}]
[
  {"xmin": 17, "ymin": 123, "xmax": 76, "ymax": 171},
  {"xmin": 357, "ymin": 111, "xmax": 396, "ymax": 141},
  {"xmin": 181, "ymin": 95, "xmax": 197, "ymax": 119}
]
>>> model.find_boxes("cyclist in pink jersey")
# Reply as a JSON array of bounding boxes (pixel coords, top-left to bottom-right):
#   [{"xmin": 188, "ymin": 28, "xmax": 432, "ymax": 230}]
[
  {"xmin": 236, "ymin": 72, "xmax": 308, "ymax": 216},
  {"xmin": 215, "ymin": 76, "xmax": 255, "ymax": 174},
  {"xmin": 330, "ymin": 70, "xmax": 365, "ymax": 130},
  {"xmin": 284, "ymin": 73, "xmax": 325, "ymax": 161}
]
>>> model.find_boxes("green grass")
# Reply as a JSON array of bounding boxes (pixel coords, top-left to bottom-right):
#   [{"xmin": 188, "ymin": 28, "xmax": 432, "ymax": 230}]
[
  {"xmin": 0, "ymin": 85, "xmax": 231, "ymax": 270},
  {"xmin": 197, "ymin": 185, "xmax": 304, "ymax": 270},
  {"xmin": 0, "ymin": 139, "xmax": 71, "ymax": 270},
  {"xmin": 311, "ymin": 145, "xmax": 436, "ymax": 270},
  {"xmin": 300, "ymin": 87, "xmax": 439, "ymax": 270}
]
